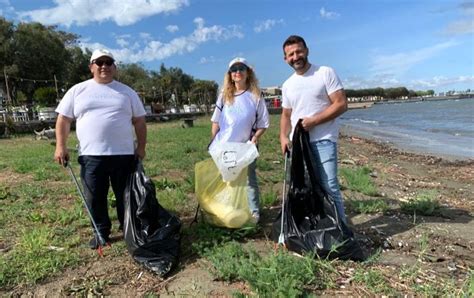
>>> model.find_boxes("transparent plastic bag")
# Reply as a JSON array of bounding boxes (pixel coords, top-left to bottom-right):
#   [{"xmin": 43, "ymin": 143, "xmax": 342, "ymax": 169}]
[
  {"xmin": 195, "ymin": 158, "xmax": 251, "ymax": 228},
  {"xmin": 208, "ymin": 141, "xmax": 259, "ymax": 182}
]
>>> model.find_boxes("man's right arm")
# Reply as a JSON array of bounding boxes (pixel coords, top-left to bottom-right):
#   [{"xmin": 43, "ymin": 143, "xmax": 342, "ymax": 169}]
[
  {"xmin": 279, "ymin": 107, "xmax": 292, "ymax": 155},
  {"xmin": 54, "ymin": 115, "xmax": 73, "ymax": 165}
]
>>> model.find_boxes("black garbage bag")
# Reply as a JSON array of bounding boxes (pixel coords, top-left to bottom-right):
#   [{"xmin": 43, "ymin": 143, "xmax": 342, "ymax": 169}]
[
  {"xmin": 123, "ymin": 161, "xmax": 182, "ymax": 276},
  {"xmin": 272, "ymin": 121, "xmax": 364, "ymax": 261}
]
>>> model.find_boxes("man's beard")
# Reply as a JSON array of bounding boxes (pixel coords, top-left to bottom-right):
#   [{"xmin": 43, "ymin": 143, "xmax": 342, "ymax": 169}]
[{"xmin": 290, "ymin": 56, "xmax": 308, "ymax": 71}]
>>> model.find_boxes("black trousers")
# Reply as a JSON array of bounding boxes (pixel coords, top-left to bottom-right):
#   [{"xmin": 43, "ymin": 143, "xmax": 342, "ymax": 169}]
[{"xmin": 78, "ymin": 155, "xmax": 135, "ymax": 237}]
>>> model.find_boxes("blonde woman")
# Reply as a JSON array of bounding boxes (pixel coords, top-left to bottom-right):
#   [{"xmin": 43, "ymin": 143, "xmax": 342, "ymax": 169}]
[{"xmin": 210, "ymin": 57, "xmax": 270, "ymax": 223}]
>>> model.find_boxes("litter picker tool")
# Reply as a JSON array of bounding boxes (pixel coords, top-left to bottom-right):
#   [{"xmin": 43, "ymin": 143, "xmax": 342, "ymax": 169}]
[
  {"xmin": 64, "ymin": 160, "xmax": 108, "ymax": 256},
  {"xmin": 277, "ymin": 150, "xmax": 291, "ymax": 248}
]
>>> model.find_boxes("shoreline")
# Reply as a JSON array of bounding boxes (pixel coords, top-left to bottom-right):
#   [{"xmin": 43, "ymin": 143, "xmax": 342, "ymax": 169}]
[{"xmin": 340, "ymin": 125, "xmax": 474, "ymax": 164}]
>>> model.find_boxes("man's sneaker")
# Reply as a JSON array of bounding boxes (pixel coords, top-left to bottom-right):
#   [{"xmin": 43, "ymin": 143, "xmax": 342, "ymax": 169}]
[
  {"xmin": 251, "ymin": 212, "xmax": 260, "ymax": 224},
  {"xmin": 89, "ymin": 235, "xmax": 109, "ymax": 249}
]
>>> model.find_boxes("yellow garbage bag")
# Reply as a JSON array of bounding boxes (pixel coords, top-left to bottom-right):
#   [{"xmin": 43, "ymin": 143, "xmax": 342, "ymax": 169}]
[{"xmin": 195, "ymin": 158, "xmax": 251, "ymax": 228}]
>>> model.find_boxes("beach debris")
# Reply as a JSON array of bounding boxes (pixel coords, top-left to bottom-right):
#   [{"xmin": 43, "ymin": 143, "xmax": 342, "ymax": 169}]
[
  {"xmin": 48, "ymin": 245, "xmax": 65, "ymax": 252},
  {"xmin": 341, "ymin": 159, "xmax": 356, "ymax": 165},
  {"xmin": 383, "ymin": 238, "xmax": 393, "ymax": 249}
]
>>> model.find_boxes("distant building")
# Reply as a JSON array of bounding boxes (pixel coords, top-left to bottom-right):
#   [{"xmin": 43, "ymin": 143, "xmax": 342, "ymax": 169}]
[{"xmin": 261, "ymin": 86, "xmax": 282, "ymax": 96}]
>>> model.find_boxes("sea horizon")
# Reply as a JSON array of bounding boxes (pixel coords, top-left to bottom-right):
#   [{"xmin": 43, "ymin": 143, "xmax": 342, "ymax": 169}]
[{"xmin": 340, "ymin": 98, "xmax": 474, "ymax": 161}]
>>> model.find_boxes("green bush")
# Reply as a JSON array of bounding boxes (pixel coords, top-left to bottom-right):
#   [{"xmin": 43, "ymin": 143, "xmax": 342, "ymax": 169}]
[{"xmin": 33, "ymin": 87, "xmax": 57, "ymax": 106}]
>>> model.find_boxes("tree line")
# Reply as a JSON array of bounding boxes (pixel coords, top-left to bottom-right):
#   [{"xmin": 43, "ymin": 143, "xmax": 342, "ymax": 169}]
[
  {"xmin": 0, "ymin": 17, "xmax": 218, "ymax": 108},
  {"xmin": 345, "ymin": 87, "xmax": 435, "ymax": 100},
  {"xmin": 1, "ymin": 17, "xmax": 438, "ymax": 108}
]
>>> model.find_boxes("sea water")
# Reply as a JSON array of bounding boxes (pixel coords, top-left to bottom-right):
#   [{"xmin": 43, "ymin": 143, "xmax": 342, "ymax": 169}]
[{"xmin": 340, "ymin": 98, "xmax": 474, "ymax": 160}]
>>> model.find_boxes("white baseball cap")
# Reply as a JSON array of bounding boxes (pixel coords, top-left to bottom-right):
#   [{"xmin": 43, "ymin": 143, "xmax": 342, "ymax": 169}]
[
  {"xmin": 90, "ymin": 49, "xmax": 115, "ymax": 63},
  {"xmin": 228, "ymin": 57, "xmax": 252, "ymax": 70}
]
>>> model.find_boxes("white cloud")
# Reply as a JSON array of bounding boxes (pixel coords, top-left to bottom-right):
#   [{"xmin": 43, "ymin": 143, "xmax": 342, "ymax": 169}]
[
  {"xmin": 0, "ymin": 0, "xmax": 14, "ymax": 16},
  {"xmin": 343, "ymin": 75, "xmax": 400, "ymax": 90},
  {"xmin": 80, "ymin": 18, "xmax": 243, "ymax": 63},
  {"xmin": 343, "ymin": 75, "xmax": 474, "ymax": 91},
  {"xmin": 113, "ymin": 34, "xmax": 131, "ymax": 48},
  {"xmin": 116, "ymin": 38, "xmax": 129, "ymax": 48},
  {"xmin": 320, "ymin": 7, "xmax": 340, "ymax": 20},
  {"xmin": 410, "ymin": 75, "xmax": 474, "ymax": 88},
  {"xmin": 139, "ymin": 32, "xmax": 153, "ymax": 41},
  {"xmin": 254, "ymin": 19, "xmax": 284, "ymax": 33},
  {"xmin": 199, "ymin": 56, "xmax": 216, "ymax": 64},
  {"xmin": 443, "ymin": 1, "xmax": 474, "ymax": 35},
  {"xmin": 444, "ymin": 20, "xmax": 474, "ymax": 35},
  {"xmin": 166, "ymin": 25, "xmax": 179, "ymax": 33},
  {"xmin": 370, "ymin": 41, "xmax": 459, "ymax": 76},
  {"xmin": 18, "ymin": 0, "xmax": 189, "ymax": 27}
]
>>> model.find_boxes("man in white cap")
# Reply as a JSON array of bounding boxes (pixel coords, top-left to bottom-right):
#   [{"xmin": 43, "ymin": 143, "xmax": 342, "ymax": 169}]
[{"xmin": 54, "ymin": 49, "xmax": 147, "ymax": 248}]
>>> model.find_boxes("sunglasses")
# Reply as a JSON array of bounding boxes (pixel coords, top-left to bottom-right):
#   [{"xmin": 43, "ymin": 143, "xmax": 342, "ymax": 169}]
[
  {"xmin": 229, "ymin": 64, "xmax": 248, "ymax": 73},
  {"xmin": 93, "ymin": 59, "xmax": 115, "ymax": 67}
]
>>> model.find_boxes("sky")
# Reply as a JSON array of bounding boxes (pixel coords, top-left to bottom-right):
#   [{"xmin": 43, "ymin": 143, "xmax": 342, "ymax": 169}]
[{"xmin": 1, "ymin": 0, "xmax": 473, "ymax": 93}]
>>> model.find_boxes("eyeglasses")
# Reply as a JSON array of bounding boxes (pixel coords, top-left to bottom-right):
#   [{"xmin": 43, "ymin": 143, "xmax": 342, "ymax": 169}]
[
  {"xmin": 229, "ymin": 64, "xmax": 248, "ymax": 73},
  {"xmin": 93, "ymin": 59, "xmax": 115, "ymax": 67}
]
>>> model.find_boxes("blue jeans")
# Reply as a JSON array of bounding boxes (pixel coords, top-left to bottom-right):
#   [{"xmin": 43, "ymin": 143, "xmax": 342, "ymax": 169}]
[
  {"xmin": 78, "ymin": 155, "xmax": 135, "ymax": 237},
  {"xmin": 247, "ymin": 159, "xmax": 259, "ymax": 214},
  {"xmin": 309, "ymin": 140, "xmax": 347, "ymax": 224}
]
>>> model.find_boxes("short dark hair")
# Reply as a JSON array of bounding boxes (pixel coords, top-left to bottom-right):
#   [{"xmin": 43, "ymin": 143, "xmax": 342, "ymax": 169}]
[{"xmin": 282, "ymin": 35, "xmax": 307, "ymax": 52}]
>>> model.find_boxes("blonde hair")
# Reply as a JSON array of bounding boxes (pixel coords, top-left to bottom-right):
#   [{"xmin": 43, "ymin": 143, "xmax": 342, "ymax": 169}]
[{"xmin": 221, "ymin": 67, "xmax": 261, "ymax": 104}]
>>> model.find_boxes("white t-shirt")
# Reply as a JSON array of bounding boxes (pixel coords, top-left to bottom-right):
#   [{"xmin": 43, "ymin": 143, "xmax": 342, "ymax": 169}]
[
  {"xmin": 282, "ymin": 64, "xmax": 344, "ymax": 142},
  {"xmin": 56, "ymin": 79, "xmax": 146, "ymax": 156},
  {"xmin": 210, "ymin": 90, "xmax": 269, "ymax": 150}
]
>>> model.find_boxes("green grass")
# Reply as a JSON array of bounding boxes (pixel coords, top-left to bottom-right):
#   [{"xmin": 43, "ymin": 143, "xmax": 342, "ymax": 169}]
[
  {"xmin": 400, "ymin": 190, "xmax": 441, "ymax": 216},
  {"xmin": 184, "ymin": 221, "xmax": 258, "ymax": 256},
  {"xmin": 466, "ymin": 270, "xmax": 474, "ymax": 297},
  {"xmin": 204, "ymin": 241, "xmax": 336, "ymax": 296},
  {"xmin": 1, "ymin": 226, "xmax": 81, "ymax": 287},
  {"xmin": 347, "ymin": 198, "xmax": 389, "ymax": 214},
  {"xmin": 339, "ymin": 166, "xmax": 378, "ymax": 196},
  {"xmin": 353, "ymin": 268, "xmax": 395, "ymax": 295},
  {"xmin": 260, "ymin": 188, "xmax": 279, "ymax": 207}
]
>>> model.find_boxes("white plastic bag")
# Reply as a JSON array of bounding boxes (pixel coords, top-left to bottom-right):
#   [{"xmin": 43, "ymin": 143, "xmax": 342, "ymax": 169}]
[{"xmin": 209, "ymin": 141, "xmax": 259, "ymax": 182}]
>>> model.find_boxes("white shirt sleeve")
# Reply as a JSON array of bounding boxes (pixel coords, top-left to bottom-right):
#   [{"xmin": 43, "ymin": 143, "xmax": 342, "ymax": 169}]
[
  {"xmin": 281, "ymin": 83, "xmax": 291, "ymax": 109},
  {"xmin": 256, "ymin": 97, "xmax": 270, "ymax": 129},
  {"xmin": 211, "ymin": 95, "xmax": 223, "ymax": 123},
  {"xmin": 55, "ymin": 86, "xmax": 76, "ymax": 119},
  {"xmin": 324, "ymin": 67, "xmax": 344, "ymax": 95},
  {"xmin": 129, "ymin": 89, "xmax": 146, "ymax": 117}
]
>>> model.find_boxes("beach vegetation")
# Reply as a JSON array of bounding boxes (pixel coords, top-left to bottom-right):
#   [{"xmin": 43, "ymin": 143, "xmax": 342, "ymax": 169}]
[
  {"xmin": 353, "ymin": 268, "xmax": 395, "ymax": 295},
  {"xmin": 339, "ymin": 166, "xmax": 378, "ymax": 196},
  {"xmin": 203, "ymin": 241, "xmax": 336, "ymax": 296},
  {"xmin": 346, "ymin": 198, "xmax": 389, "ymax": 214},
  {"xmin": 400, "ymin": 190, "xmax": 440, "ymax": 216},
  {"xmin": 260, "ymin": 188, "xmax": 279, "ymax": 207}
]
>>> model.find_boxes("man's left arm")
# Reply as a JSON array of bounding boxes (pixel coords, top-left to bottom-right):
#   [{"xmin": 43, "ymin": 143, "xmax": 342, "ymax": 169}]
[
  {"xmin": 301, "ymin": 89, "xmax": 348, "ymax": 131},
  {"xmin": 132, "ymin": 116, "xmax": 147, "ymax": 160}
]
